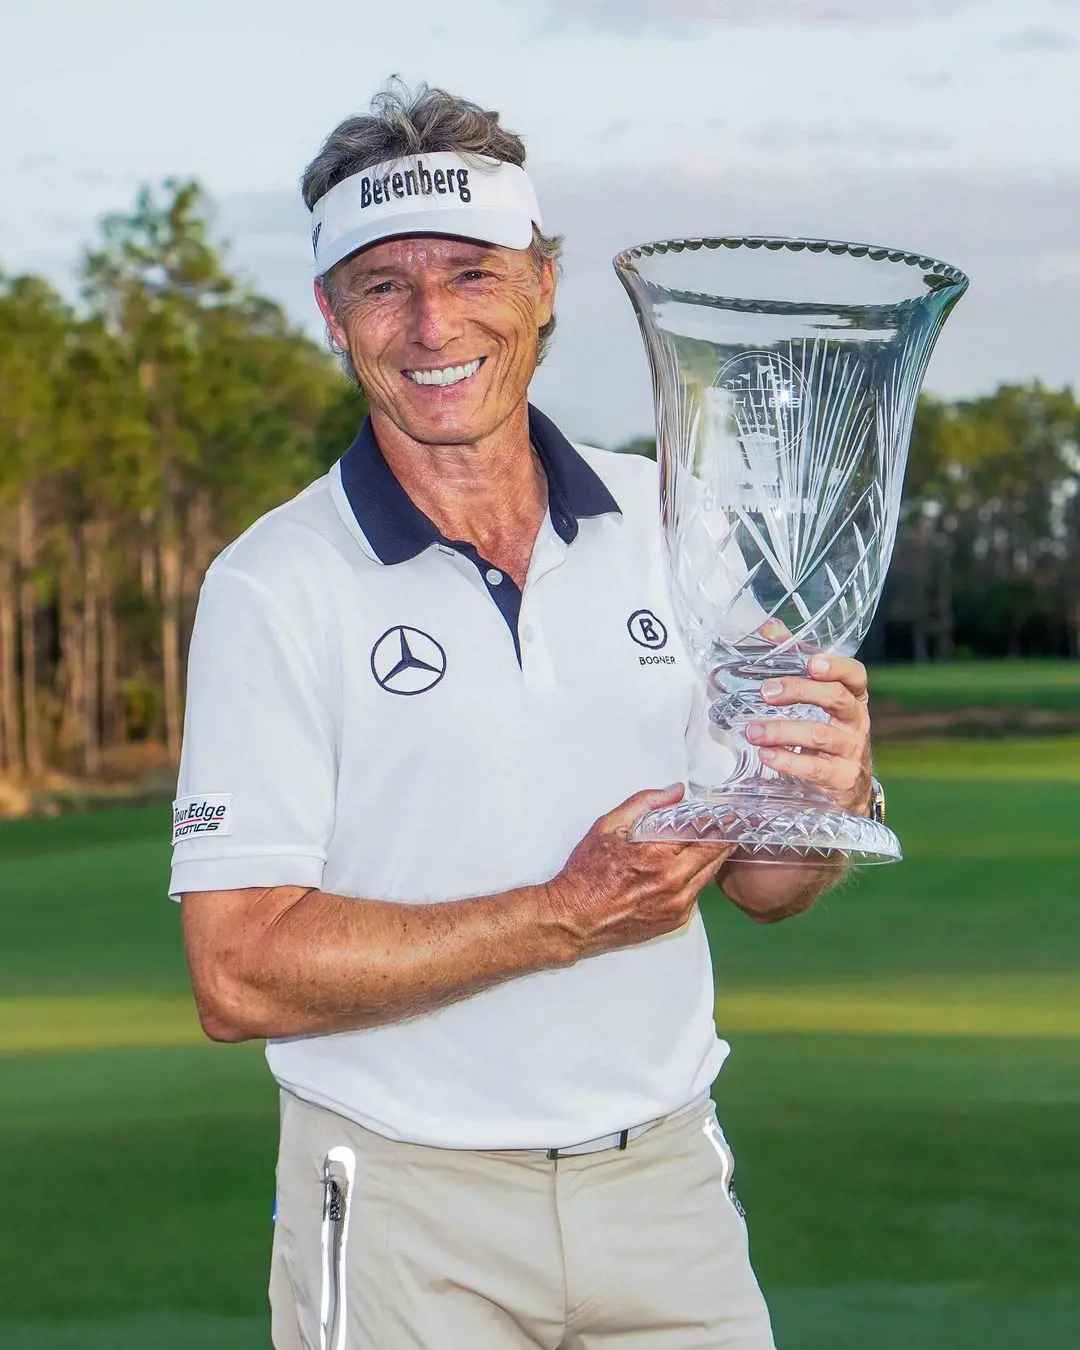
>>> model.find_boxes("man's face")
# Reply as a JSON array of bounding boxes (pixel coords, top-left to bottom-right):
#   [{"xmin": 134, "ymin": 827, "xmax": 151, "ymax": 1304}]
[{"xmin": 315, "ymin": 236, "xmax": 556, "ymax": 446}]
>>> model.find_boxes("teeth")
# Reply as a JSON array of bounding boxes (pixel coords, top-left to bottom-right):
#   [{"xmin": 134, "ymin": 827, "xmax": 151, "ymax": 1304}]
[{"xmin": 406, "ymin": 359, "xmax": 481, "ymax": 387}]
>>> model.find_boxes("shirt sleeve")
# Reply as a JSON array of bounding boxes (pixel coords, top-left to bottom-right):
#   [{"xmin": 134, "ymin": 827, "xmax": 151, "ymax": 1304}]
[{"xmin": 168, "ymin": 565, "xmax": 337, "ymax": 900}]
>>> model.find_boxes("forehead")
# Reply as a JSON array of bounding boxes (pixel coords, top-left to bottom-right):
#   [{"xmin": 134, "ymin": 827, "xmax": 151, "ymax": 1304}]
[{"xmin": 346, "ymin": 235, "xmax": 528, "ymax": 276}]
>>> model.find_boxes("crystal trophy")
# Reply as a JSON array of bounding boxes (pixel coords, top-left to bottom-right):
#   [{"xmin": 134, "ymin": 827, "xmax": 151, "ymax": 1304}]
[{"xmin": 613, "ymin": 237, "xmax": 968, "ymax": 862}]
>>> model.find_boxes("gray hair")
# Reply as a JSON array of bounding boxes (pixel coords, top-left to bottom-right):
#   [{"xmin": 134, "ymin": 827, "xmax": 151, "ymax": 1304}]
[{"xmin": 302, "ymin": 79, "xmax": 563, "ymax": 369}]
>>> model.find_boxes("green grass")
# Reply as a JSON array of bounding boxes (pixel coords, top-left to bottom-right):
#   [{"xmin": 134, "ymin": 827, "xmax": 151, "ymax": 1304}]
[
  {"xmin": 867, "ymin": 658, "xmax": 1080, "ymax": 710},
  {"xmin": 875, "ymin": 736, "xmax": 1080, "ymax": 780},
  {"xmin": 2, "ymin": 750, "xmax": 1079, "ymax": 1349}
]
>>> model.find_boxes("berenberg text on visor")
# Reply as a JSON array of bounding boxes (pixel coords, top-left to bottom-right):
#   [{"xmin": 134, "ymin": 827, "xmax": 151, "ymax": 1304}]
[{"xmin": 359, "ymin": 159, "xmax": 473, "ymax": 209}]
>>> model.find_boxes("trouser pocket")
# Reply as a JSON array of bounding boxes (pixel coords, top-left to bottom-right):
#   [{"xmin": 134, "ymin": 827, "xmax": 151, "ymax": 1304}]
[{"xmin": 319, "ymin": 1146, "xmax": 356, "ymax": 1350}]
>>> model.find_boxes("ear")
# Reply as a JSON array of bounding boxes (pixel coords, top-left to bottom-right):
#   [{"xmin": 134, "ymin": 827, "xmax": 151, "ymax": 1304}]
[
  {"xmin": 535, "ymin": 256, "xmax": 557, "ymax": 330},
  {"xmin": 314, "ymin": 279, "xmax": 350, "ymax": 352}
]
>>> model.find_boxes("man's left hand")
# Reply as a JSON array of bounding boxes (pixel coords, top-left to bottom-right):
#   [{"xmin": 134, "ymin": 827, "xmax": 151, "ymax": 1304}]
[{"xmin": 743, "ymin": 655, "xmax": 873, "ymax": 817}]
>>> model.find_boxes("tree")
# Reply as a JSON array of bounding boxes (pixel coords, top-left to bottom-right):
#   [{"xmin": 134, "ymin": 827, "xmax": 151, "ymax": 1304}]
[
  {"xmin": 0, "ymin": 274, "xmax": 76, "ymax": 774},
  {"xmin": 0, "ymin": 179, "xmax": 351, "ymax": 783},
  {"xmin": 81, "ymin": 180, "xmax": 349, "ymax": 760}
]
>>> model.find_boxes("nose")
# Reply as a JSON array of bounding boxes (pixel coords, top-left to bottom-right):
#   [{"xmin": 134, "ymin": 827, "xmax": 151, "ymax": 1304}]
[{"xmin": 406, "ymin": 280, "xmax": 464, "ymax": 351}]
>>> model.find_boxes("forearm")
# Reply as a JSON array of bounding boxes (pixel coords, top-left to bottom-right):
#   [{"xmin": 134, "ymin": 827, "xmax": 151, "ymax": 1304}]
[
  {"xmin": 718, "ymin": 855, "xmax": 848, "ymax": 923},
  {"xmin": 184, "ymin": 882, "xmax": 570, "ymax": 1042}
]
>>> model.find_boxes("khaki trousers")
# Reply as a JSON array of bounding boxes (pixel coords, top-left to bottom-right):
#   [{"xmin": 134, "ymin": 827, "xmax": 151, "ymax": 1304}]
[{"xmin": 269, "ymin": 1089, "xmax": 776, "ymax": 1350}]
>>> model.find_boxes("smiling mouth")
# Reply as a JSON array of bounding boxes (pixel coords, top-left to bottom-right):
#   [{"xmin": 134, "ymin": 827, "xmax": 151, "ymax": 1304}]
[{"xmin": 404, "ymin": 357, "xmax": 484, "ymax": 388}]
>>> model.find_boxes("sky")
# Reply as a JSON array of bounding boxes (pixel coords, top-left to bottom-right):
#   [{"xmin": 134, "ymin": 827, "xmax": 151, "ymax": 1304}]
[{"xmin": 2, "ymin": 0, "xmax": 1078, "ymax": 444}]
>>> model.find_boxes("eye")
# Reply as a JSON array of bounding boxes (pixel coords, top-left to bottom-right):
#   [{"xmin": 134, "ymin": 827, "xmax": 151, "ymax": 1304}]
[
  {"xmin": 458, "ymin": 269, "xmax": 491, "ymax": 283},
  {"xmin": 365, "ymin": 280, "xmax": 395, "ymax": 296}
]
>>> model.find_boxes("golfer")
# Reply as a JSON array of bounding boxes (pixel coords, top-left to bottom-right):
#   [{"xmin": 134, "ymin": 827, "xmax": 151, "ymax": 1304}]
[{"xmin": 173, "ymin": 82, "xmax": 881, "ymax": 1350}]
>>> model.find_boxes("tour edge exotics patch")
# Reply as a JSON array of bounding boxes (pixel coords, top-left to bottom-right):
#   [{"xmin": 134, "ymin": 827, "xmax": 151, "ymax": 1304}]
[{"xmin": 172, "ymin": 794, "xmax": 234, "ymax": 844}]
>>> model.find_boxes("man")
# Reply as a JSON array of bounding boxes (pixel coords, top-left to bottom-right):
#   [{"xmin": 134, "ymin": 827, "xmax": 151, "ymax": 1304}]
[{"xmin": 174, "ymin": 82, "xmax": 879, "ymax": 1350}]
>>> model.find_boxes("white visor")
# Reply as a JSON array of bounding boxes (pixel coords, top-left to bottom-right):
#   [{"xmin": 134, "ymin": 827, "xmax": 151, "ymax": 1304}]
[{"xmin": 310, "ymin": 152, "xmax": 542, "ymax": 276}]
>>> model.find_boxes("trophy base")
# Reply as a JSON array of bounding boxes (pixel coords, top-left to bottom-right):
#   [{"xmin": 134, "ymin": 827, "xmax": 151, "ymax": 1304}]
[{"xmin": 632, "ymin": 793, "xmax": 902, "ymax": 865}]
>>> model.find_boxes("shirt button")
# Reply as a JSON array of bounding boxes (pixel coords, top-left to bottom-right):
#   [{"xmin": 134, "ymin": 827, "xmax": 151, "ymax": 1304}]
[
  {"xmin": 521, "ymin": 624, "xmax": 535, "ymax": 642},
  {"xmin": 485, "ymin": 568, "xmax": 503, "ymax": 586}
]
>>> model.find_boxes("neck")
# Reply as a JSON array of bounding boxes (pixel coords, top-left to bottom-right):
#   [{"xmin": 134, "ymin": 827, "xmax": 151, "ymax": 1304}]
[{"xmin": 370, "ymin": 402, "xmax": 549, "ymax": 585}]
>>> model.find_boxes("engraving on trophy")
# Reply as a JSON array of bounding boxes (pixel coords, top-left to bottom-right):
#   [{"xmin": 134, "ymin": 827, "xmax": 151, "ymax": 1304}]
[
  {"xmin": 715, "ymin": 351, "xmax": 805, "ymax": 437},
  {"xmin": 708, "ymin": 351, "xmax": 807, "ymax": 507}
]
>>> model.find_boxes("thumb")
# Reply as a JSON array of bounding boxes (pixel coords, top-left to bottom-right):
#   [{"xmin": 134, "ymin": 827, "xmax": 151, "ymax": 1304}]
[{"xmin": 599, "ymin": 782, "xmax": 686, "ymax": 834}]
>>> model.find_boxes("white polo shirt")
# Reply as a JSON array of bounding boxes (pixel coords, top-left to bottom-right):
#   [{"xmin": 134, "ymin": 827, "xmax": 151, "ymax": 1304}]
[{"xmin": 171, "ymin": 405, "xmax": 736, "ymax": 1150}]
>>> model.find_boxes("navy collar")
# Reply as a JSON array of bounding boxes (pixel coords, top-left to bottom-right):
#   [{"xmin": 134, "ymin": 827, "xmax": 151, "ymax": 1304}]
[{"xmin": 339, "ymin": 404, "xmax": 621, "ymax": 565}]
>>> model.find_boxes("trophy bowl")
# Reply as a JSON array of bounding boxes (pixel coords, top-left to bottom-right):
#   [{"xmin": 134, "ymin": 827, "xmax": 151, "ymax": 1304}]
[{"xmin": 613, "ymin": 237, "xmax": 968, "ymax": 864}]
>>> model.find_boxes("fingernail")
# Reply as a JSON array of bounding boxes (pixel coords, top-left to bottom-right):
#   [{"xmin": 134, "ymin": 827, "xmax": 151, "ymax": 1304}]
[
  {"xmin": 761, "ymin": 681, "xmax": 783, "ymax": 698},
  {"xmin": 810, "ymin": 656, "xmax": 829, "ymax": 675},
  {"xmin": 746, "ymin": 721, "xmax": 765, "ymax": 741},
  {"xmin": 759, "ymin": 747, "xmax": 777, "ymax": 762}
]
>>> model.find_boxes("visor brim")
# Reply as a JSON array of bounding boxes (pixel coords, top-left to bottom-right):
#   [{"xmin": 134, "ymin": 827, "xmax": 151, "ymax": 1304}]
[{"xmin": 314, "ymin": 209, "xmax": 535, "ymax": 277}]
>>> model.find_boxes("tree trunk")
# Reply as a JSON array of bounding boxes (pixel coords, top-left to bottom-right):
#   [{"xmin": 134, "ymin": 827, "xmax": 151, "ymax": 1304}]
[
  {"xmin": 82, "ymin": 523, "xmax": 102, "ymax": 777},
  {"xmin": 0, "ymin": 548, "xmax": 22, "ymax": 775},
  {"xmin": 145, "ymin": 364, "xmax": 184, "ymax": 761},
  {"xmin": 101, "ymin": 576, "xmax": 119, "ymax": 750},
  {"xmin": 936, "ymin": 531, "xmax": 953, "ymax": 661},
  {"xmin": 139, "ymin": 506, "xmax": 156, "ymax": 598},
  {"xmin": 55, "ymin": 556, "xmax": 84, "ymax": 764},
  {"xmin": 18, "ymin": 493, "xmax": 43, "ymax": 778}
]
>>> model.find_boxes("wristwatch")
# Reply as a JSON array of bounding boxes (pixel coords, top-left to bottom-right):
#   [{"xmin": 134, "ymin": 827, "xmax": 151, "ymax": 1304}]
[{"xmin": 868, "ymin": 775, "xmax": 886, "ymax": 824}]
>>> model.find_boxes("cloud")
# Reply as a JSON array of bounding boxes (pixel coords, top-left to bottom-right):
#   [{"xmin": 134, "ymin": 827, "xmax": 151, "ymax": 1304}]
[
  {"xmin": 525, "ymin": 0, "xmax": 989, "ymax": 34},
  {"xmin": 218, "ymin": 164, "xmax": 1080, "ymax": 445},
  {"xmin": 999, "ymin": 26, "xmax": 1079, "ymax": 52},
  {"xmin": 906, "ymin": 70, "xmax": 954, "ymax": 89},
  {"xmin": 748, "ymin": 120, "xmax": 952, "ymax": 158},
  {"xmin": 528, "ymin": 162, "xmax": 1080, "ymax": 442}
]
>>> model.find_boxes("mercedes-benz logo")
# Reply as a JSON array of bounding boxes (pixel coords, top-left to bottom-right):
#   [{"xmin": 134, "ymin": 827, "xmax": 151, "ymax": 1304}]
[
  {"xmin": 627, "ymin": 609, "xmax": 668, "ymax": 650},
  {"xmin": 370, "ymin": 626, "xmax": 447, "ymax": 696}
]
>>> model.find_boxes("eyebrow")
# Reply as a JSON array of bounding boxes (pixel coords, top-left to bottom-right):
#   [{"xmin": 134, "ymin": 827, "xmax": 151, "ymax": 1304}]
[{"xmin": 349, "ymin": 249, "xmax": 504, "ymax": 282}]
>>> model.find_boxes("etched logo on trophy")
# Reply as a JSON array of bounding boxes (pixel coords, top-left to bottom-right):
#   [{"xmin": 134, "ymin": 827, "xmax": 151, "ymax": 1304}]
[{"xmin": 710, "ymin": 351, "xmax": 808, "ymax": 507}]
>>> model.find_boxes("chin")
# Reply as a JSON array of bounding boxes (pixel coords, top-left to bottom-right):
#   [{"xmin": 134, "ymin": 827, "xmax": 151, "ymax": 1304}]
[{"xmin": 398, "ymin": 400, "xmax": 504, "ymax": 446}]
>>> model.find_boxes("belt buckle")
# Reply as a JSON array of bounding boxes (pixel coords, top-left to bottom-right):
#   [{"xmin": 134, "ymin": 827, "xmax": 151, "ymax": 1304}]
[{"xmin": 546, "ymin": 1127, "xmax": 630, "ymax": 1161}]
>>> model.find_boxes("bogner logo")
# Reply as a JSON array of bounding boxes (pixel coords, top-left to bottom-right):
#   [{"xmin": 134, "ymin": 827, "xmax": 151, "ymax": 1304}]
[
  {"xmin": 172, "ymin": 794, "xmax": 233, "ymax": 844},
  {"xmin": 358, "ymin": 159, "xmax": 472, "ymax": 210},
  {"xmin": 628, "ymin": 609, "xmax": 676, "ymax": 665}
]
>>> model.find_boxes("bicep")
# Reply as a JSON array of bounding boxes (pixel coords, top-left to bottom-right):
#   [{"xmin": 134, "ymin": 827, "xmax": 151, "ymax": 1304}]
[{"xmin": 170, "ymin": 567, "xmax": 336, "ymax": 901}]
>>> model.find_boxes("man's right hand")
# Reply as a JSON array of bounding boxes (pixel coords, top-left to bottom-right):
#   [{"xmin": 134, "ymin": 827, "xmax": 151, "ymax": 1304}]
[
  {"xmin": 540, "ymin": 785, "xmax": 735, "ymax": 962},
  {"xmin": 182, "ymin": 785, "xmax": 732, "ymax": 1042}
]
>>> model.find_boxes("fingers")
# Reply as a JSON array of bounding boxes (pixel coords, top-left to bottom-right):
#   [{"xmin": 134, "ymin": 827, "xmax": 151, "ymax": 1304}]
[
  {"xmin": 761, "ymin": 670, "xmax": 869, "ymax": 727},
  {"xmin": 753, "ymin": 658, "xmax": 872, "ymax": 812},
  {"xmin": 636, "ymin": 836, "xmax": 734, "ymax": 888},
  {"xmin": 808, "ymin": 654, "xmax": 868, "ymax": 701},
  {"xmin": 669, "ymin": 852, "xmax": 731, "ymax": 922},
  {"xmin": 746, "ymin": 716, "xmax": 861, "ymax": 758},
  {"xmin": 598, "ymin": 783, "xmax": 686, "ymax": 835},
  {"xmin": 755, "ymin": 742, "xmax": 867, "ymax": 798},
  {"xmin": 755, "ymin": 617, "xmax": 794, "ymax": 642},
  {"xmin": 689, "ymin": 844, "xmax": 733, "ymax": 884},
  {"xmin": 810, "ymin": 656, "xmax": 869, "ymax": 702}
]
